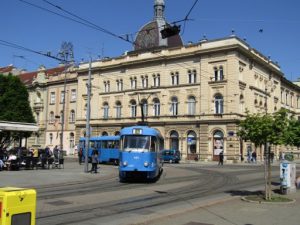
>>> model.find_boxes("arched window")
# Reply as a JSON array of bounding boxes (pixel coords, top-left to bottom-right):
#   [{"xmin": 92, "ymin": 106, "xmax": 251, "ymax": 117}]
[
  {"xmin": 213, "ymin": 130, "xmax": 224, "ymax": 158},
  {"xmin": 69, "ymin": 132, "xmax": 75, "ymax": 148},
  {"xmin": 70, "ymin": 110, "xmax": 75, "ymax": 123},
  {"xmin": 214, "ymin": 94, "xmax": 223, "ymax": 114},
  {"xmin": 153, "ymin": 98, "xmax": 160, "ymax": 116},
  {"xmin": 187, "ymin": 96, "xmax": 196, "ymax": 115},
  {"xmin": 171, "ymin": 96, "xmax": 178, "ymax": 116},
  {"xmin": 114, "ymin": 131, "xmax": 120, "ymax": 136},
  {"xmin": 49, "ymin": 133, "xmax": 53, "ymax": 144},
  {"xmin": 141, "ymin": 99, "xmax": 148, "ymax": 117},
  {"xmin": 103, "ymin": 102, "xmax": 109, "ymax": 119},
  {"xmin": 49, "ymin": 111, "xmax": 54, "ymax": 123},
  {"xmin": 170, "ymin": 131, "xmax": 179, "ymax": 151},
  {"xmin": 130, "ymin": 99, "xmax": 137, "ymax": 118},
  {"xmin": 187, "ymin": 131, "xmax": 197, "ymax": 154},
  {"xmin": 102, "ymin": 131, "xmax": 108, "ymax": 136},
  {"xmin": 115, "ymin": 101, "xmax": 122, "ymax": 118}
]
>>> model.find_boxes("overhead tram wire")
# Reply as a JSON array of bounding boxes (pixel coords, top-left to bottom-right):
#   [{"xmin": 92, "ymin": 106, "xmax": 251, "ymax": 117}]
[
  {"xmin": 0, "ymin": 39, "xmax": 71, "ymax": 63},
  {"xmin": 18, "ymin": 0, "xmax": 257, "ymax": 93}
]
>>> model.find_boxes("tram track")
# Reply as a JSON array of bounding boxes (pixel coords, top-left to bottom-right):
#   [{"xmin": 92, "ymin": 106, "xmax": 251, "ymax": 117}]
[{"xmin": 36, "ymin": 166, "xmax": 260, "ymax": 225}]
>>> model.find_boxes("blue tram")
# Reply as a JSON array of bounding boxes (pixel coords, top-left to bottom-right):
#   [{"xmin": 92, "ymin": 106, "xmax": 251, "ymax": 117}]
[
  {"xmin": 118, "ymin": 126, "xmax": 164, "ymax": 181},
  {"xmin": 79, "ymin": 136, "xmax": 120, "ymax": 164}
]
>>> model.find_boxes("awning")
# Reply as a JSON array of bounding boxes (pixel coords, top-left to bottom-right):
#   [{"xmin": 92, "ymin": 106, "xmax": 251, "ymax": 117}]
[{"xmin": 0, "ymin": 121, "xmax": 38, "ymax": 132}]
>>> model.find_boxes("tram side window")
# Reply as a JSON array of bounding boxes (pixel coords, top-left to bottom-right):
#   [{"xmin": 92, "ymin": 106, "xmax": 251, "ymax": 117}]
[
  {"xmin": 102, "ymin": 141, "xmax": 108, "ymax": 149},
  {"xmin": 90, "ymin": 141, "xmax": 96, "ymax": 148},
  {"xmin": 150, "ymin": 137, "xmax": 157, "ymax": 152},
  {"xmin": 114, "ymin": 141, "xmax": 120, "ymax": 149}
]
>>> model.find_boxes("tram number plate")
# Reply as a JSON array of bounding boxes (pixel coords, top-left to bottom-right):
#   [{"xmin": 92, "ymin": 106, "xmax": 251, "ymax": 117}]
[{"xmin": 133, "ymin": 156, "xmax": 140, "ymax": 160}]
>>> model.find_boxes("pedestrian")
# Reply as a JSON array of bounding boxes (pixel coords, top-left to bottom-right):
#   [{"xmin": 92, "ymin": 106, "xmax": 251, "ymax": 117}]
[
  {"xmin": 218, "ymin": 151, "xmax": 224, "ymax": 166},
  {"xmin": 0, "ymin": 158, "xmax": 5, "ymax": 171},
  {"xmin": 32, "ymin": 147, "xmax": 39, "ymax": 168},
  {"xmin": 91, "ymin": 150, "xmax": 99, "ymax": 173},
  {"xmin": 78, "ymin": 148, "xmax": 83, "ymax": 165},
  {"xmin": 270, "ymin": 152, "xmax": 274, "ymax": 163},
  {"xmin": 252, "ymin": 151, "xmax": 257, "ymax": 163}
]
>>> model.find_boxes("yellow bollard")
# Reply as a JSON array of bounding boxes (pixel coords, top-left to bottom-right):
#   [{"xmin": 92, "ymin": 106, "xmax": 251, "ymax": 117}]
[{"xmin": 0, "ymin": 187, "xmax": 36, "ymax": 225}]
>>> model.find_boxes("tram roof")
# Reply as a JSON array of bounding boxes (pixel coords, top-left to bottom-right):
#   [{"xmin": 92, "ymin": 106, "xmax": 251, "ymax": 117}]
[
  {"xmin": 120, "ymin": 126, "xmax": 163, "ymax": 138},
  {"xmin": 79, "ymin": 136, "xmax": 120, "ymax": 141}
]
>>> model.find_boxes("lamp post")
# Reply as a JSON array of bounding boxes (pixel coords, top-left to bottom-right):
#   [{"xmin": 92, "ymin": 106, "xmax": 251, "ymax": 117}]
[
  {"xmin": 57, "ymin": 42, "xmax": 74, "ymax": 155},
  {"xmin": 264, "ymin": 79, "xmax": 273, "ymax": 200},
  {"xmin": 84, "ymin": 57, "xmax": 92, "ymax": 173}
]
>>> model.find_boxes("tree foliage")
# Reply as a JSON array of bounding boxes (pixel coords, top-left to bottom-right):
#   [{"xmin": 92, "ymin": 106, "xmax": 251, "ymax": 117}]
[
  {"xmin": 238, "ymin": 109, "xmax": 299, "ymax": 147},
  {"xmin": 0, "ymin": 74, "xmax": 35, "ymax": 123},
  {"xmin": 0, "ymin": 74, "xmax": 35, "ymax": 148}
]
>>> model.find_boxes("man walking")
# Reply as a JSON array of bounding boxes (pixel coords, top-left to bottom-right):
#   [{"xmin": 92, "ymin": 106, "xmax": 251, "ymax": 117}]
[{"xmin": 218, "ymin": 151, "xmax": 224, "ymax": 166}]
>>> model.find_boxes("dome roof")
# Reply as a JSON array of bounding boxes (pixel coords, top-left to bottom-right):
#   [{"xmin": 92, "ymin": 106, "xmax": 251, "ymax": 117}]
[
  {"xmin": 133, "ymin": 0, "xmax": 183, "ymax": 51},
  {"xmin": 134, "ymin": 21, "xmax": 183, "ymax": 51}
]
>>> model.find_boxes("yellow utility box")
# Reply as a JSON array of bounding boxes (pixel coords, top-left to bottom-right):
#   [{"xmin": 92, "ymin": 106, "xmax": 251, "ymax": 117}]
[{"xmin": 0, "ymin": 187, "xmax": 36, "ymax": 225}]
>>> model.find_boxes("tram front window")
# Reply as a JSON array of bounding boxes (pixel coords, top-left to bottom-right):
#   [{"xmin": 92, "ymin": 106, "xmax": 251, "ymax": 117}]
[{"xmin": 123, "ymin": 136, "xmax": 150, "ymax": 152}]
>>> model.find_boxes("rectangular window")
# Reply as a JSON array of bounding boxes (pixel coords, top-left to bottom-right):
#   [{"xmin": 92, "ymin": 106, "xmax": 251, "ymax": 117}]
[
  {"xmin": 71, "ymin": 89, "xmax": 76, "ymax": 101},
  {"xmin": 60, "ymin": 91, "xmax": 65, "ymax": 103},
  {"xmin": 50, "ymin": 92, "xmax": 55, "ymax": 104},
  {"xmin": 116, "ymin": 106, "xmax": 121, "ymax": 118}
]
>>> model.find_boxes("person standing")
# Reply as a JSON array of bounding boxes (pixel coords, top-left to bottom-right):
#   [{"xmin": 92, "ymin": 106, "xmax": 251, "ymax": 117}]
[
  {"xmin": 91, "ymin": 150, "xmax": 98, "ymax": 173},
  {"xmin": 218, "ymin": 151, "xmax": 224, "ymax": 166},
  {"xmin": 252, "ymin": 151, "xmax": 257, "ymax": 163},
  {"xmin": 32, "ymin": 148, "xmax": 39, "ymax": 168},
  {"xmin": 78, "ymin": 148, "xmax": 83, "ymax": 165}
]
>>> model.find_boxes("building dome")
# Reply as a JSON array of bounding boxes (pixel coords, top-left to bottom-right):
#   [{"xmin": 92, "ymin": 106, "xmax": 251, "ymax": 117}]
[{"xmin": 134, "ymin": 0, "xmax": 183, "ymax": 51}]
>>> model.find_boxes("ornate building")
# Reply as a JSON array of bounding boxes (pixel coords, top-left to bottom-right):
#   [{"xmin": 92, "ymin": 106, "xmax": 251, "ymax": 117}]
[{"xmin": 17, "ymin": 0, "xmax": 300, "ymax": 160}]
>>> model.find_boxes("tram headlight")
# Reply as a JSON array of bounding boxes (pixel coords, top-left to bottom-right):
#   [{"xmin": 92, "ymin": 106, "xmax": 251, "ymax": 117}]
[
  {"xmin": 122, "ymin": 161, "xmax": 128, "ymax": 166},
  {"xmin": 144, "ymin": 161, "xmax": 149, "ymax": 167}
]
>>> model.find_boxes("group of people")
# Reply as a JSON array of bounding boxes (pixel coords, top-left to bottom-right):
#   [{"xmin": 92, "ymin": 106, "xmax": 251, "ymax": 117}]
[{"xmin": 0, "ymin": 145, "xmax": 64, "ymax": 171}]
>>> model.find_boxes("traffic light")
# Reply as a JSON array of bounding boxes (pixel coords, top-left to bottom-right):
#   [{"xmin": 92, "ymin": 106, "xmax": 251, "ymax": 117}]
[{"xmin": 160, "ymin": 24, "xmax": 181, "ymax": 39}]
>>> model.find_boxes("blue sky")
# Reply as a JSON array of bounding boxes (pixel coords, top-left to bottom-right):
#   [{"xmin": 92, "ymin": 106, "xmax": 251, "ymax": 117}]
[{"xmin": 1, "ymin": 0, "xmax": 300, "ymax": 81}]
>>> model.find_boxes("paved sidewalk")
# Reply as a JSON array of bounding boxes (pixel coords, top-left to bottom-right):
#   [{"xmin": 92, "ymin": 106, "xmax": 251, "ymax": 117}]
[
  {"xmin": 0, "ymin": 161, "xmax": 117, "ymax": 188},
  {"xmin": 142, "ymin": 191, "xmax": 300, "ymax": 225}
]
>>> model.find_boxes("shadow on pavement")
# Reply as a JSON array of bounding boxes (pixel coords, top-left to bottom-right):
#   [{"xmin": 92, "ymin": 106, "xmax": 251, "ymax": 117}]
[{"xmin": 225, "ymin": 190, "xmax": 263, "ymax": 196}]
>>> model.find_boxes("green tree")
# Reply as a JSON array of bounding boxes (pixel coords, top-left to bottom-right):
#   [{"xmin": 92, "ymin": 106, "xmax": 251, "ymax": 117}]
[
  {"xmin": 238, "ymin": 109, "xmax": 300, "ymax": 200},
  {"xmin": 0, "ymin": 74, "xmax": 35, "ymax": 148}
]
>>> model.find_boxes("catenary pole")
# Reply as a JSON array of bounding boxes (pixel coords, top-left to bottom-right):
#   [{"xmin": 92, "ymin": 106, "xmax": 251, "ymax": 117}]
[{"xmin": 84, "ymin": 58, "xmax": 92, "ymax": 173}]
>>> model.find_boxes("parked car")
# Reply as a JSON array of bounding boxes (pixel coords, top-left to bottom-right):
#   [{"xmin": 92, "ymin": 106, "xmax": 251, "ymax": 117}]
[{"xmin": 161, "ymin": 149, "xmax": 181, "ymax": 163}]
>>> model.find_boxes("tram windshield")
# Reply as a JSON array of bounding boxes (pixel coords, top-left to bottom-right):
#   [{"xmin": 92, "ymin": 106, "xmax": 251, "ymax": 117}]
[{"xmin": 122, "ymin": 135, "xmax": 150, "ymax": 152}]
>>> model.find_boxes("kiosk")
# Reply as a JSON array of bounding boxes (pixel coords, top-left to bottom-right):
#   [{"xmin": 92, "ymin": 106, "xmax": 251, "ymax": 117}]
[
  {"xmin": 280, "ymin": 161, "xmax": 296, "ymax": 194},
  {"xmin": 0, "ymin": 187, "xmax": 36, "ymax": 225}
]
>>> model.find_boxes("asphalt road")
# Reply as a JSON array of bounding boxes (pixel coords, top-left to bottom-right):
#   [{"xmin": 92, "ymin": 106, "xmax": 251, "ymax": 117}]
[{"xmin": 1, "ymin": 160, "xmax": 298, "ymax": 225}]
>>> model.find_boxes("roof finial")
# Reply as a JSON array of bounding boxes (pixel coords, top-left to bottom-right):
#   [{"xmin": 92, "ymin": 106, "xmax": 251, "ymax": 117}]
[{"xmin": 154, "ymin": 0, "xmax": 165, "ymax": 20}]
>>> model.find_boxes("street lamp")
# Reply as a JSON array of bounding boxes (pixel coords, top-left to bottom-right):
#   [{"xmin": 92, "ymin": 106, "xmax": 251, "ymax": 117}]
[{"xmin": 57, "ymin": 42, "xmax": 74, "ymax": 155}]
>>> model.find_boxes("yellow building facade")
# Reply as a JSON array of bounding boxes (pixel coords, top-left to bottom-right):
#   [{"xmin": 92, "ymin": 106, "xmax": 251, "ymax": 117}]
[{"xmin": 73, "ymin": 37, "xmax": 300, "ymax": 161}]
